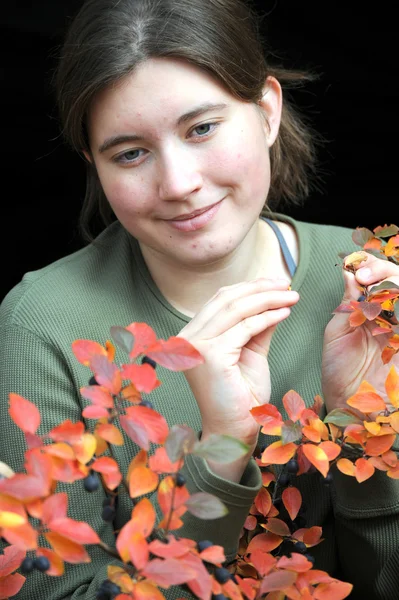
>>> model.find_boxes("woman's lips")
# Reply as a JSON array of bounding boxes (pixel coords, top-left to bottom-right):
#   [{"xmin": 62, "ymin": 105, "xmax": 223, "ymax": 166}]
[{"xmin": 166, "ymin": 200, "xmax": 223, "ymax": 232}]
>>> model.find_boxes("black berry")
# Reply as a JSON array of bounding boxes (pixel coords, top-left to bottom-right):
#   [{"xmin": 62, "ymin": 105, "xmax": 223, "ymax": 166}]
[
  {"xmin": 293, "ymin": 541, "xmax": 307, "ymax": 554},
  {"xmin": 305, "ymin": 553, "xmax": 315, "ymax": 565},
  {"xmin": 175, "ymin": 473, "xmax": 186, "ymax": 487},
  {"xmin": 323, "ymin": 471, "xmax": 334, "ymax": 485},
  {"xmin": 96, "ymin": 579, "xmax": 121, "ymax": 599},
  {"xmin": 88, "ymin": 375, "xmax": 99, "ymax": 386},
  {"xmin": 214, "ymin": 567, "xmax": 231, "ymax": 584},
  {"xmin": 140, "ymin": 400, "xmax": 154, "ymax": 409},
  {"xmin": 34, "ymin": 556, "xmax": 51, "ymax": 572},
  {"xmin": 102, "ymin": 496, "xmax": 113, "ymax": 507},
  {"xmin": 141, "ymin": 355, "xmax": 157, "ymax": 369},
  {"xmin": 197, "ymin": 540, "xmax": 214, "ymax": 552},
  {"xmin": 20, "ymin": 557, "xmax": 35, "ymax": 574},
  {"xmin": 357, "ymin": 294, "xmax": 366, "ymax": 302},
  {"xmin": 102, "ymin": 504, "xmax": 116, "ymax": 523},
  {"xmin": 212, "ymin": 595, "xmax": 228, "ymax": 600},
  {"xmin": 279, "ymin": 472, "xmax": 290, "ymax": 487},
  {"xmin": 84, "ymin": 473, "xmax": 100, "ymax": 492},
  {"xmin": 287, "ymin": 459, "xmax": 299, "ymax": 475}
]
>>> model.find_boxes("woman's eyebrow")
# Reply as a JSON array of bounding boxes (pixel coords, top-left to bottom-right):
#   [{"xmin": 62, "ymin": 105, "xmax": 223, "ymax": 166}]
[{"xmin": 98, "ymin": 102, "xmax": 228, "ymax": 154}]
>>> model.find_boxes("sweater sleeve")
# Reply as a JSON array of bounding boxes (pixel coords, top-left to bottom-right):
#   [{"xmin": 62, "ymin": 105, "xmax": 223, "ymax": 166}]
[
  {"xmin": 0, "ymin": 322, "xmax": 261, "ymax": 599},
  {"xmin": 331, "ymin": 466, "xmax": 399, "ymax": 600}
]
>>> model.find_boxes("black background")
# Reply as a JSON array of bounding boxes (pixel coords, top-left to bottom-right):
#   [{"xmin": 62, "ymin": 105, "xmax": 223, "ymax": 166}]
[{"xmin": 1, "ymin": 1, "xmax": 398, "ymax": 301}]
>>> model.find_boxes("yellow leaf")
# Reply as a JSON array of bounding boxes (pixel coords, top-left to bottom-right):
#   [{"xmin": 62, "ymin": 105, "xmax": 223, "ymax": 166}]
[
  {"xmin": 336, "ymin": 458, "xmax": 355, "ymax": 476},
  {"xmin": 0, "ymin": 511, "xmax": 26, "ymax": 528},
  {"xmin": 385, "ymin": 365, "xmax": 399, "ymax": 408}
]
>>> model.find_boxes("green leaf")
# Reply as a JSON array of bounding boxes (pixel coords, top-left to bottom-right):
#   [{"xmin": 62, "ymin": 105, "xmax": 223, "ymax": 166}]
[
  {"xmin": 165, "ymin": 425, "xmax": 197, "ymax": 463},
  {"xmin": 373, "ymin": 224, "xmax": 399, "ymax": 238},
  {"xmin": 185, "ymin": 492, "xmax": 228, "ymax": 519},
  {"xmin": 192, "ymin": 434, "xmax": 249, "ymax": 463},
  {"xmin": 352, "ymin": 227, "xmax": 373, "ymax": 247},
  {"xmin": 324, "ymin": 409, "xmax": 363, "ymax": 427},
  {"xmin": 281, "ymin": 421, "xmax": 302, "ymax": 445},
  {"xmin": 110, "ymin": 326, "xmax": 134, "ymax": 355},
  {"xmin": 369, "ymin": 281, "xmax": 399, "ymax": 293},
  {"xmin": 395, "ymin": 303, "xmax": 399, "ymax": 320}
]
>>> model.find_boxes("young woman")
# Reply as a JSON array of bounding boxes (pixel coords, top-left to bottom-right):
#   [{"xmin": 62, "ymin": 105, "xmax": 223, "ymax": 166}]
[{"xmin": 1, "ymin": 1, "xmax": 398, "ymax": 598}]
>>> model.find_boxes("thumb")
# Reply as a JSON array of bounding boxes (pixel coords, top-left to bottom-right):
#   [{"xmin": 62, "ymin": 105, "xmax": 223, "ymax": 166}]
[
  {"xmin": 245, "ymin": 324, "xmax": 277, "ymax": 358},
  {"xmin": 342, "ymin": 269, "xmax": 364, "ymax": 303}
]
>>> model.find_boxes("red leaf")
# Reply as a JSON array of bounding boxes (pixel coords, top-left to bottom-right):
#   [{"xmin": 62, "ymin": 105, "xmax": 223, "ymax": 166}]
[
  {"xmin": 0, "ymin": 572, "xmax": 26, "ymax": 599},
  {"xmin": 148, "ymin": 447, "xmax": 181, "ymax": 474},
  {"xmin": 124, "ymin": 406, "xmax": 169, "ymax": 446},
  {"xmin": 42, "ymin": 493, "xmax": 68, "ymax": 525},
  {"xmin": 263, "ymin": 518, "xmax": 291, "ymax": 537},
  {"xmin": 199, "ymin": 545, "xmax": 225, "ymax": 566},
  {"xmin": 71, "ymin": 339, "xmax": 107, "ymax": 366},
  {"xmin": 80, "ymin": 385, "xmax": 114, "ymax": 408},
  {"xmin": 313, "ymin": 580, "xmax": 353, "ymax": 600},
  {"xmin": 254, "ymin": 487, "xmax": 272, "ymax": 516},
  {"xmin": 365, "ymin": 434, "xmax": 396, "ymax": 457},
  {"xmin": 0, "ymin": 545, "xmax": 25, "ymax": 578},
  {"xmin": 249, "ymin": 550, "xmax": 276, "ymax": 577},
  {"xmin": 120, "ymin": 414, "xmax": 149, "ymax": 450},
  {"xmin": 90, "ymin": 354, "xmax": 122, "ymax": 395},
  {"xmin": 1, "ymin": 523, "xmax": 38, "ymax": 551},
  {"xmin": 91, "ymin": 457, "xmax": 122, "ymax": 490},
  {"xmin": 133, "ymin": 581, "xmax": 166, "ymax": 600},
  {"xmin": 246, "ymin": 532, "xmax": 283, "ymax": 554},
  {"xmin": 354, "ymin": 458, "xmax": 375, "ymax": 483},
  {"xmin": 96, "ymin": 423, "xmax": 124, "ymax": 446},
  {"xmin": 49, "ymin": 518, "xmax": 101, "ymax": 545},
  {"xmin": 44, "ymin": 532, "xmax": 91, "ymax": 563},
  {"xmin": 48, "ymin": 420, "xmax": 85, "ymax": 444},
  {"xmin": 8, "ymin": 394, "xmax": 41, "ymax": 435},
  {"xmin": 82, "ymin": 405, "xmax": 110, "ymax": 419},
  {"xmin": 259, "ymin": 570, "xmax": 297, "ymax": 594},
  {"xmin": 125, "ymin": 322, "xmax": 158, "ymax": 360},
  {"xmin": 141, "ymin": 557, "xmax": 197, "ymax": 588},
  {"xmin": 283, "ymin": 390, "xmax": 306, "ymax": 423},
  {"xmin": 179, "ymin": 552, "xmax": 213, "ymax": 600},
  {"xmin": 250, "ymin": 404, "xmax": 283, "ymax": 435},
  {"xmin": 282, "ymin": 487, "xmax": 302, "ymax": 521},
  {"xmin": 148, "ymin": 536, "xmax": 195, "ymax": 559},
  {"xmin": 131, "ymin": 498, "xmax": 157, "ymax": 538},
  {"xmin": 121, "ymin": 363, "xmax": 161, "ymax": 393},
  {"xmin": 0, "ymin": 474, "xmax": 49, "ymax": 502},
  {"xmin": 146, "ymin": 337, "xmax": 204, "ymax": 371},
  {"xmin": 276, "ymin": 553, "xmax": 313, "ymax": 572}
]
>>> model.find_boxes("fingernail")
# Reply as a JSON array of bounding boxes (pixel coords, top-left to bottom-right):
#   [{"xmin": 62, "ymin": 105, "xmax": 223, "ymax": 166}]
[{"xmin": 357, "ymin": 267, "xmax": 372, "ymax": 281}]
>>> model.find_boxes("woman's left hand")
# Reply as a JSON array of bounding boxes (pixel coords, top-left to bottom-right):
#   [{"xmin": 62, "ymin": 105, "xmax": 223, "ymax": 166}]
[{"xmin": 322, "ymin": 253, "xmax": 399, "ymax": 414}]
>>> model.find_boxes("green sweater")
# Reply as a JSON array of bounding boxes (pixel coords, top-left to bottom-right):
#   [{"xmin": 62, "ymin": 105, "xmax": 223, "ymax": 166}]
[{"xmin": 1, "ymin": 215, "xmax": 399, "ymax": 600}]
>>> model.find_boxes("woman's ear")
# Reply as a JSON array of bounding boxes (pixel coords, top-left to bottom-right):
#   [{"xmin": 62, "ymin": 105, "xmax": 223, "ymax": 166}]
[
  {"xmin": 82, "ymin": 150, "xmax": 92, "ymax": 164},
  {"xmin": 258, "ymin": 76, "xmax": 283, "ymax": 148}
]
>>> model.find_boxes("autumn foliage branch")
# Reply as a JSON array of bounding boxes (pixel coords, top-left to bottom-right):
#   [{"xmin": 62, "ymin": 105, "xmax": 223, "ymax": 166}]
[{"xmin": 0, "ymin": 224, "xmax": 398, "ymax": 600}]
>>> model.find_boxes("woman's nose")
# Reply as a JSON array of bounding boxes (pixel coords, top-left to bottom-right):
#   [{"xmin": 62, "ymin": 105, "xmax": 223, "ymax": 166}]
[{"xmin": 158, "ymin": 148, "xmax": 203, "ymax": 201}]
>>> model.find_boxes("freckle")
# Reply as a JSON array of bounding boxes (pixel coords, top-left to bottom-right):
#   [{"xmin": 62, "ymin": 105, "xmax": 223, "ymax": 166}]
[{"xmin": 191, "ymin": 243, "xmax": 197, "ymax": 249}]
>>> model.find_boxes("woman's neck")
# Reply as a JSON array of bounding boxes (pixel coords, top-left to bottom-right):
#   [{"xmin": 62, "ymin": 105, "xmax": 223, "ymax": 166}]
[{"xmin": 139, "ymin": 218, "xmax": 291, "ymax": 318}]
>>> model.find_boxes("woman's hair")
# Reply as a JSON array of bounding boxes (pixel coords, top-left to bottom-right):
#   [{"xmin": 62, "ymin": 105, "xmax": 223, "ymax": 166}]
[{"xmin": 55, "ymin": 0, "xmax": 324, "ymax": 242}]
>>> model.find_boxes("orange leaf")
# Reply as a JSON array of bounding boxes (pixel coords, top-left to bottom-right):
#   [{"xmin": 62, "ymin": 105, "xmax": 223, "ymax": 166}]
[
  {"xmin": 121, "ymin": 363, "xmax": 161, "ymax": 393},
  {"xmin": 131, "ymin": 498, "xmax": 156, "ymax": 538},
  {"xmin": 80, "ymin": 385, "xmax": 114, "ymax": 408},
  {"xmin": 313, "ymin": 580, "xmax": 353, "ymax": 600},
  {"xmin": 248, "ymin": 550, "xmax": 276, "ymax": 577},
  {"xmin": 0, "ymin": 545, "xmax": 25, "ymax": 578},
  {"xmin": 129, "ymin": 466, "xmax": 159, "ymax": 498},
  {"xmin": 254, "ymin": 487, "xmax": 272, "ymax": 516},
  {"xmin": 73, "ymin": 433, "xmax": 97, "ymax": 465},
  {"xmin": 71, "ymin": 339, "xmax": 107, "ymax": 366},
  {"xmin": 42, "ymin": 493, "xmax": 67, "ymax": 525},
  {"xmin": 90, "ymin": 354, "xmax": 122, "ymax": 395},
  {"xmin": 8, "ymin": 394, "xmax": 41, "ymax": 435},
  {"xmin": 141, "ymin": 557, "xmax": 197, "ymax": 588},
  {"xmin": 179, "ymin": 552, "xmax": 213, "ymax": 599},
  {"xmin": 1, "ymin": 523, "xmax": 38, "ymax": 551},
  {"xmin": 282, "ymin": 486, "xmax": 302, "ymax": 521},
  {"xmin": 282, "ymin": 390, "xmax": 306, "ymax": 422},
  {"xmin": 246, "ymin": 532, "xmax": 283, "ymax": 554},
  {"xmin": 336, "ymin": 458, "xmax": 356, "ymax": 477},
  {"xmin": 91, "ymin": 457, "xmax": 122, "ymax": 490},
  {"xmin": 36, "ymin": 547, "xmax": 64, "ymax": 576},
  {"xmin": 96, "ymin": 423, "xmax": 124, "ymax": 446},
  {"xmin": 354, "ymin": 458, "xmax": 375, "ymax": 483},
  {"xmin": 199, "ymin": 545, "xmax": 226, "ymax": 566},
  {"xmin": 303, "ymin": 526, "xmax": 323, "ymax": 547},
  {"xmin": 146, "ymin": 337, "xmax": 205, "ymax": 371},
  {"xmin": 148, "ymin": 447, "xmax": 181, "ymax": 474},
  {"xmin": 277, "ymin": 553, "xmax": 313, "ymax": 572},
  {"xmin": 365, "ymin": 434, "xmax": 396, "ymax": 457},
  {"xmin": 148, "ymin": 536, "xmax": 195, "ymax": 559},
  {"xmin": 250, "ymin": 404, "xmax": 283, "ymax": 435},
  {"xmin": 259, "ymin": 570, "xmax": 297, "ymax": 594},
  {"xmin": 385, "ymin": 365, "xmax": 399, "ymax": 408},
  {"xmin": 107, "ymin": 565, "xmax": 135, "ymax": 593},
  {"xmin": 125, "ymin": 322, "xmax": 158, "ymax": 360},
  {"xmin": 44, "ymin": 443, "xmax": 75, "ymax": 460},
  {"xmin": 49, "ymin": 518, "xmax": 100, "ymax": 545},
  {"xmin": 158, "ymin": 476, "xmax": 190, "ymax": 516},
  {"xmin": 48, "ymin": 420, "xmax": 85, "ymax": 444},
  {"xmin": 318, "ymin": 441, "xmax": 341, "ymax": 461},
  {"xmin": 244, "ymin": 515, "xmax": 257, "ymax": 530},
  {"xmin": 346, "ymin": 381, "xmax": 386, "ymax": 413},
  {"xmin": 261, "ymin": 441, "xmax": 297, "ymax": 465},
  {"xmin": 0, "ymin": 572, "xmax": 26, "ymax": 599},
  {"xmin": 44, "ymin": 532, "xmax": 90, "ymax": 563},
  {"xmin": 262, "ymin": 518, "xmax": 291, "ymax": 537},
  {"xmin": 134, "ymin": 581, "xmax": 166, "ymax": 600},
  {"xmin": 302, "ymin": 444, "xmax": 329, "ymax": 478},
  {"xmin": 122, "ymin": 406, "xmax": 169, "ymax": 450}
]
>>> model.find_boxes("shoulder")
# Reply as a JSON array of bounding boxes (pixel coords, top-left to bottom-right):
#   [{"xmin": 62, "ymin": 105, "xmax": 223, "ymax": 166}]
[{"xmin": 0, "ymin": 222, "xmax": 133, "ymax": 337}]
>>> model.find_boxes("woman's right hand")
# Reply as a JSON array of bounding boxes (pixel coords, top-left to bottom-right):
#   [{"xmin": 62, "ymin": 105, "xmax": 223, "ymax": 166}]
[{"xmin": 178, "ymin": 278, "xmax": 299, "ymax": 481}]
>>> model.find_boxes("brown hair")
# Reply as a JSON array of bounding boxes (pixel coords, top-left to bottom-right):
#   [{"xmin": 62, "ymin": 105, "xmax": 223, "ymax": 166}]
[{"xmin": 55, "ymin": 0, "xmax": 324, "ymax": 242}]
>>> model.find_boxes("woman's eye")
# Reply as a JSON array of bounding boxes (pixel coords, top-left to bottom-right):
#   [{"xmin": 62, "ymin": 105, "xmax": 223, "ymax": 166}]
[
  {"xmin": 189, "ymin": 122, "xmax": 218, "ymax": 138},
  {"xmin": 114, "ymin": 149, "xmax": 144, "ymax": 164}
]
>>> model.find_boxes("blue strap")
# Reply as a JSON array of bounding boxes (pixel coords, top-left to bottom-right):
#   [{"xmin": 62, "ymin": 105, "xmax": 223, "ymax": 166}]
[{"xmin": 262, "ymin": 217, "xmax": 296, "ymax": 278}]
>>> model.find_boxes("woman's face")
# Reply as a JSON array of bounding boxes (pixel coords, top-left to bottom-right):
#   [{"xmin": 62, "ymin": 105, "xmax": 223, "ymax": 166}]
[{"xmin": 87, "ymin": 58, "xmax": 282, "ymax": 268}]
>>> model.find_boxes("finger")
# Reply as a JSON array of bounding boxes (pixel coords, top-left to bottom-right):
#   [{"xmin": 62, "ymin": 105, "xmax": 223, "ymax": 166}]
[
  {"xmin": 190, "ymin": 289, "xmax": 299, "ymax": 339},
  {"xmin": 352, "ymin": 254, "xmax": 399, "ymax": 287}
]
